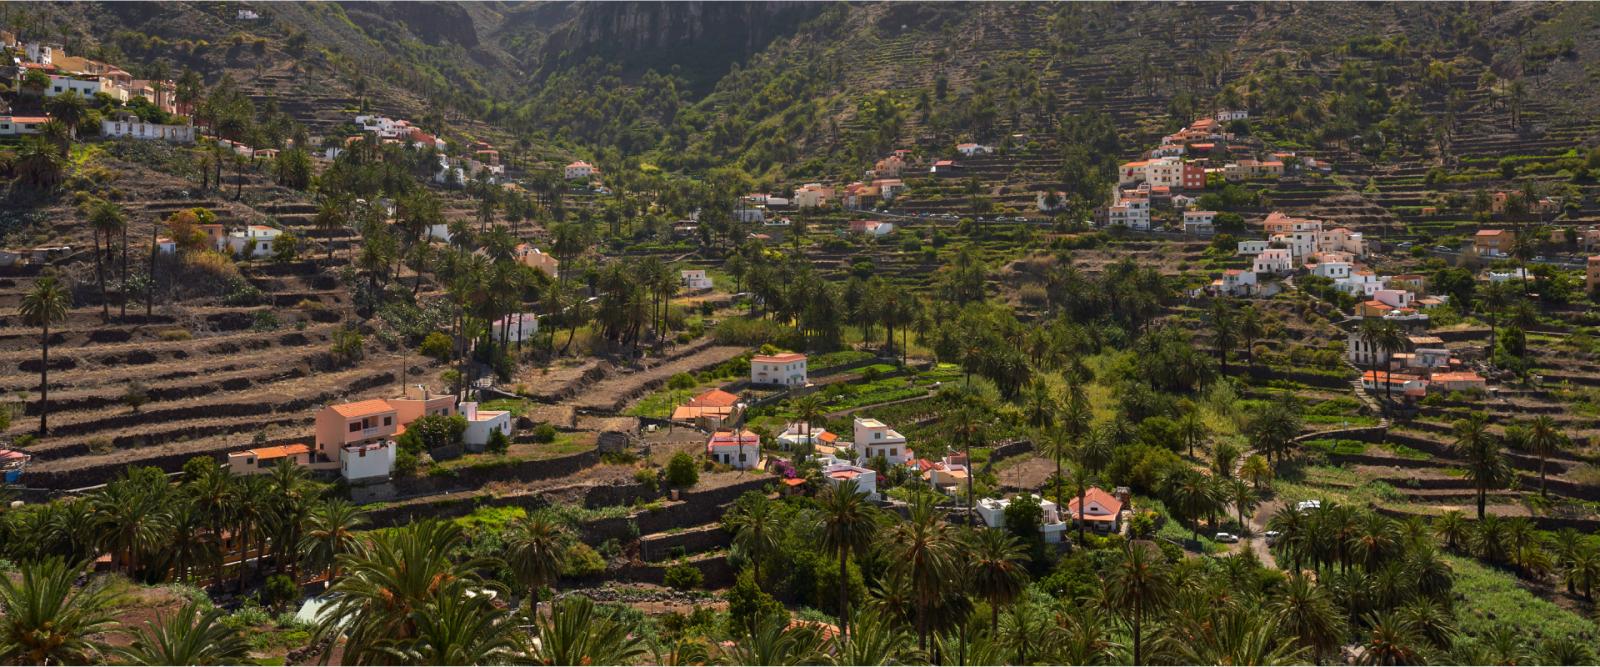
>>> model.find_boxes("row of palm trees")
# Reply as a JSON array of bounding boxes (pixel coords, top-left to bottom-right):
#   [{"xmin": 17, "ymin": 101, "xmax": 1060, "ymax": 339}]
[{"xmin": 0, "ymin": 462, "xmax": 365, "ymax": 591}]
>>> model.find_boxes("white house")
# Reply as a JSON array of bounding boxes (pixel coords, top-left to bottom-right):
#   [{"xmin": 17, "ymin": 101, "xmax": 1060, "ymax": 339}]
[
  {"xmin": 1310, "ymin": 261, "xmax": 1352, "ymax": 280},
  {"xmin": 45, "ymin": 74, "xmax": 109, "ymax": 98},
  {"xmin": 1212, "ymin": 269, "xmax": 1258, "ymax": 297},
  {"xmin": 564, "ymin": 161, "xmax": 595, "ymax": 180},
  {"xmin": 751, "ymin": 352, "xmax": 807, "ymax": 387},
  {"xmin": 0, "ymin": 116, "xmax": 48, "ymax": 136},
  {"xmin": 100, "ymin": 116, "xmax": 195, "ymax": 143},
  {"xmin": 777, "ymin": 422, "xmax": 836, "ymax": 450},
  {"xmin": 849, "ymin": 220, "xmax": 894, "ymax": 237},
  {"xmin": 1106, "ymin": 198, "xmax": 1150, "ymax": 230},
  {"xmin": 491, "ymin": 312, "xmax": 539, "ymax": 343},
  {"xmin": 1373, "ymin": 289, "xmax": 1413, "ymax": 310},
  {"xmin": 227, "ymin": 226, "xmax": 282, "ymax": 258},
  {"xmin": 853, "ymin": 418, "xmax": 910, "ymax": 466},
  {"xmin": 1037, "ymin": 191, "xmax": 1069, "ymax": 213},
  {"xmin": 794, "ymin": 183, "xmax": 833, "ymax": 209},
  {"xmin": 1487, "ymin": 268, "xmax": 1529, "ymax": 283},
  {"xmin": 1065, "ymin": 487, "xmax": 1125, "ymax": 533},
  {"xmin": 1182, "ymin": 210, "xmax": 1217, "ymax": 235},
  {"xmin": 975, "ymin": 495, "xmax": 1069, "ymax": 543},
  {"xmin": 1346, "ymin": 330, "xmax": 1391, "ymax": 367},
  {"xmin": 1336, "ymin": 271, "xmax": 1385, "ymax": 297},
  {"xmin": 956, "ymin": 142, "xmax": 992, "ymax": 157},
  {"xmin": 1253, "ymin": 248, "xmax": 1294, "ymax": 274},
  {"xmin": 237, "ymin": 9, "xmax": 262, "ymax": 20},
  {"xmin": 459, "ymin": 402, "xmax": 512, "ymax": 452},
  {"xmin": 681, "ymin": 269, "xmax": 713, "ymax": 291},
  {"xmin": 707, "ymin": 430, "xmax": 761, "ymax": 469},
  {"xmin": 819, "ymin": 456, "xmax": 879, "ymax": 501},
  {"xmin": 25, "ymin": 42, "xmax": 55, "ymax": 66},
  {"xmin": 1215, "ymin": 109, "xmax": 1249, "ymax": 122},
  {"xmin": 340, "ymin": 441, "xmax": 396, "ymax": 484},
  {"xmin": 1237, "ymin": 240, "xmax": 1269, "ymax": 255}
]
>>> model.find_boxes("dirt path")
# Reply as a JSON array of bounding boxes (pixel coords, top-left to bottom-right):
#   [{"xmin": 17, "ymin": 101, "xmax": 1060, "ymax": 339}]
[
  {"xmin": 574, "ymin": 345, "xmax": 747, "ymax": 413},
  {"xmin": 1229, "ymin": 500, "xmax": 1281, "ymax": 570}
]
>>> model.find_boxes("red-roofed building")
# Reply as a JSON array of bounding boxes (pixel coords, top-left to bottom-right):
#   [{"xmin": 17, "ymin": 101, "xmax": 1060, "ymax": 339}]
[
  {"xmin": 1065, "ymin": 487, "xmax": 1124, "ymax": 532},
  {"xmin": 708, "ymin": 430, "xmax": 761, "ymax": 469}
]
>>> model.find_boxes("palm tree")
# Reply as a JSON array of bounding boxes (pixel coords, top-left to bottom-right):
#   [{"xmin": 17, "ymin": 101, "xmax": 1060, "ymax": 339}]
[
  {"xmin": 1048, "ymin": 604, "xmax": 1121, "ymax": 665},
  {"xmin": 1269, "ymin": 573, "xmax": 1345, "ymax": 663},
  {"xmin": 1177, "ymin": 403, "xmax": 1208, "ymax": 460},
  {"xmin": 966, "ymin": 529, "xmax": 1028, "ymax": 636},
  {"xmin": 0, "ymin": 558, "xmax": 120, "ymax": 665},
  {"xmin": 20, "ymin": 275, "xmax": 70, "ymax": 435},
  {"xmin": 87, "ymin": 199, "xmax": 125, "ymax": 321},
  {"xmin": 530, "ymin": 596, "xmax": 649, "ymax": 666},
  {"xmin": 1230, "ymin": 479, "xmax": 1258, "ymax": 532},
  {"xmin": 716, "ymin": 612, "xmax": 830, "ymax": 666},
  {"xmin": 1565, "ymin": 542, "xmax": 1600, "ymax": 601},
  {"xmin": 1359, "ymin": 609, "xmax": 1427, "ymax": 665},
  {"xmin": 299, "ymin": 499, "xmax": 368, "ymax": 585},
  {"xmin": 113, "ymin": 602, "xmax": 251, "ymax": 665},
  {"xmin": 1105, "ymin": 543, "xmax": 1173, "ymax": 665},
  {"xmin": 835, "ymin": 608, "xmax": 922, "ymax": 665},
  {"xmin": 1237, "ymin": 304, "xmax": 1266, "ymax": 367},
  {"xmin": 93, "ymin": 468, "xmax": 172, "ymax": 574},
  {"xmin": 1523, "ymin": 415, "xmax": 1564, "ymax": 498},
  {"xmin": 1268, "ymin": 505, "xmax": 1308, "ymax": 572},
  {"xmin": 1241, "ymin": 453, "xmax": 1273, "ymax": 491},
  {"xmin": 315, "ymin": 520, "xmax": 499, "ymax": 664},
  {"xmin": 1360, "ymin": 319, "xmax": 1406, "ymax": 408},
  {"xmin": 379, "ymin": 582, "xmax": 528, "ymax": 666},
  {"xmin": 44, "ymin": 90, "xmax": 89, "ymax": 140},
  {"xmin": 1210, "ymin": 298, "xmax": 1237, "ymax": 374},
  {"xmin": 888, "ymin": 495, "xmax": 957, "ymax": 651},
  {"xmin": 1432, "ymin": 510, "xmax": 1470, "ymax": 553},
  {"xmin": 1170, "ymin": 606, "xmax": 1309, "ymax": 666},
  {"xmin": 791, "ymin": 394, "xmax": 827, "ymax": 447},
  {"xmin": 1451, "ymin": 416, "xmax": 1510, "ymax": 520},
  {"xmin": 726, "ymin": 492, "xmax": 781, "ymax": 587},
  {"xmin": 815, "ymin": 479, "xmax": 877, "ymax": 640},
  {"xmin": 506, "ymin": 512, "xmax": 568, "ymax": 619}
]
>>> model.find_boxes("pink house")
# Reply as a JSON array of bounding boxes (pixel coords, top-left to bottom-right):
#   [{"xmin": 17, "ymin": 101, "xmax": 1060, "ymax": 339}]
[{"xmin": 314, "ymin": 399, "xmax": 400, "ymax": 482}]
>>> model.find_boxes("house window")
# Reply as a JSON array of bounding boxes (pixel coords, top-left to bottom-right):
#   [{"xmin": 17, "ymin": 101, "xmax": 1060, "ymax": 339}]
[
  {"xmin": 383, "ymin": 416, "xmax": 393, "ymax": 426},
  {"xmin": 348, "ymin": 422, "xmax": 361, "ymax": 433},
  {"xmin": 890, "ymin": 448, "xmax": 897, "ymax": 457}
]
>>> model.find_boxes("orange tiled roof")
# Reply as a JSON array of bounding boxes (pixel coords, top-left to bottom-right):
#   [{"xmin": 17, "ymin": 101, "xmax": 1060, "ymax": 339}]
[
  {"xmin": 329, "ymin": 399, "xmax": 395, "ymax": 418},
  {"xmin": 249, "ymin": 443, "xmax": 311, "ymax": 460}
]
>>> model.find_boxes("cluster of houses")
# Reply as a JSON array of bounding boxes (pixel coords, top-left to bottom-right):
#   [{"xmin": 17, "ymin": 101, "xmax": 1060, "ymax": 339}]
[
  {"xmin": 1349, "ymin": 328, "xmax": 1488, "ymax": 399},
  {"xmin": 1098, "ymin": 110, "xmax": 1329, "ymax": 232},
  {"xmin": 975, "ymin": 487, "xmax": 1128, "ymax": 542},
  {"xmin": 1212, "ymin": 212, "xmax": 1396, "ymax": 303},
  {"xmin": 2, "ymin": 31, "xmax": 193, "ymax": 139},
  {"xmin": 225, "ymin": 385, "xmax": 512, "ymax": 483}
]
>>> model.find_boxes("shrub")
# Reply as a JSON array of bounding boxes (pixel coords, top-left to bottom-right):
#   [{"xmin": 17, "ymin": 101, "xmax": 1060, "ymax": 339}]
[
  {"xmin": 530, "ymin": 423, "xmax": 558, "ymax": 444},
  {"xmin": 561, "ymin": 542, "xmax": 607, "ymax": 577},
  {"xmin": 664, "ymin": 563, "xmax": 704, "ymax": 591},
  {"xmin": 330, "ymin": 327, "xmax": 364, "ymax": 367},
  {"xmin": 159, "ymin": 329, "xmax": 192, "ymax": 341},
  {"xmin": 485, "ymin": 428, "xmax": 510, "ymax": 454},
  {"xmin": 87, "ymin": 437, "xmax": 115, "ymax": 454},
  {"xmin": 261, "ymin": 574, "xmax": 299, "ymax": 613},
  {"xmin": 122, "ymin": 382, "xmax": 150, "ymax": 412},
  {"xmin": 667, "ymin": 372, "xmax": 697, "ymax": 390},
  {"xmin": 633, "ymin": 467, "xmax": 660, "ymax": 494},
  {"xmin": 397, "ymin": 414, "xmax": 467, "ymax": 453},
  {"xmin": 665, "ymin": 452, "xmax": 699, "ymax": 487},
  {"xmin": 419, "ymin": 332, "xmax": 452, "ymax": 361}
]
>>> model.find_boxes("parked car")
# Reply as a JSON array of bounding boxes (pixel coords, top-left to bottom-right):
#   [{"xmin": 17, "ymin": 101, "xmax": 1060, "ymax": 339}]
[
  {"xmin": 1214, "ymin": 532, "xmax": 1240, "ymax": 543},
  {"xmin": 1264, "ymin": 530, "xmax": 1281, "ymax": 545},
  {"xmin": 1296, "ymin": 500, "xmax": 1321, "ymax": 513}
]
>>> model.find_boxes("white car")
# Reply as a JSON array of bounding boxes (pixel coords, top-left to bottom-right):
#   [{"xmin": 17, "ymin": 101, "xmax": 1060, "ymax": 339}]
[
  {"xmin": 1295, "ymin": 500, "xmax": 1322, "ymax": 513},
  {"xmin": 1264, "ymin": 530, "xmax": 1281, "ymax": 545},
  {"xmin": 1214, "ymin": 532, "xmax": 1239, "ymax": 543}
]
